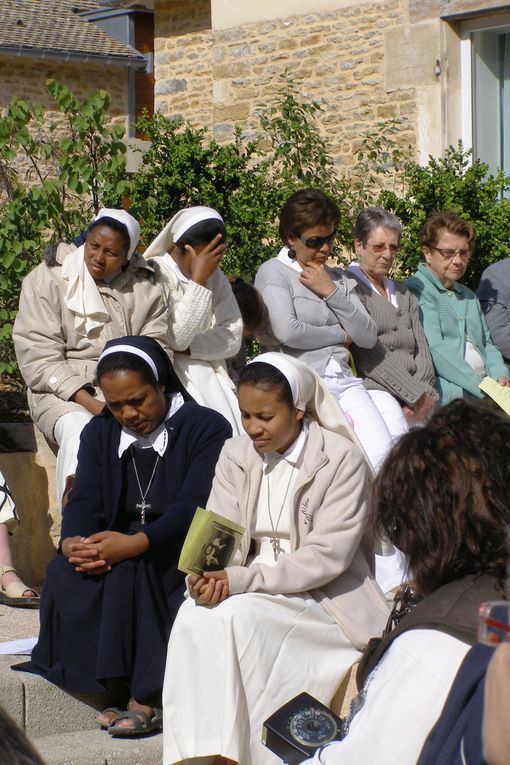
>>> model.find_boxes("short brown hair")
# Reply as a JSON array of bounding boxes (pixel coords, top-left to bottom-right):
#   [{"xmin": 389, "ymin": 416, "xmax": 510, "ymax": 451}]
[
  {"xmin": 373, "ymin": 400, "xmax": 510, "ymax": 598},
  {"xmin": 278, "ymin": 188, "xmax": 340, "ymax": 246},
  {"xmin": 419, "ymin": 210, "xmax": 476, "ymax": 252}
]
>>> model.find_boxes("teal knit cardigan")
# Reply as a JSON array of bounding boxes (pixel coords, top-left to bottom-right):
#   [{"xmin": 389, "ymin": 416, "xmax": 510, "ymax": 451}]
[{"xmin": 405, "ymin": 263, "xmax": 508, "ymax": 404}]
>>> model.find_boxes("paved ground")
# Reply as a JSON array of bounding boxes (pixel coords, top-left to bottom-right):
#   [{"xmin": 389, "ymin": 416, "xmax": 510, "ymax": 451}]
[{"xmin": 0, "ymin": 601, "xmax": 39, "ymax": 642}]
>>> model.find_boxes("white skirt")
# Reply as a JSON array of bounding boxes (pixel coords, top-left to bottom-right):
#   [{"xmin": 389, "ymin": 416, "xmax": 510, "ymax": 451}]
[
  {"xmin": 172, "ymin": 356, "xmax": 243, "ymax": 436},
  {"xmin": 163, "ymin": 590, "xmax": 360, "ymax": 765}
]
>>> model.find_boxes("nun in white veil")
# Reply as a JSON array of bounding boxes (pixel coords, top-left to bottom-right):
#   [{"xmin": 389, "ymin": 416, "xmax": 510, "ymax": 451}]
[
  {"xmin": 13, "ymin": 208, "xmax": 171, "ymax": 511},
  {"xmin": 143, "ymin": 207, "xmax": 243, "ymax": 434},
  {"xmin": 162, "ymin": 352, "xmax": 389, "ymax": 765}
]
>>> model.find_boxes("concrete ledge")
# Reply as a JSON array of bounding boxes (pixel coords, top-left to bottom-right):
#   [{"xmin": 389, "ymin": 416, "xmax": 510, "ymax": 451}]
[
  {"xmin": 0, "ymin": 656, "xmax": 117, "ymax": 737},
  {"xmin": 0, "ymin": 424, "xmax": 59, "ymax": 585}
]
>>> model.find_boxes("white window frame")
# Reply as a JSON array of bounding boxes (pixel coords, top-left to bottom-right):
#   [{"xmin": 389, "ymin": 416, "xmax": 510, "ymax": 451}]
[{"xmin": 460, "ymin": 12, "xmax": 510, "ymax": 168}]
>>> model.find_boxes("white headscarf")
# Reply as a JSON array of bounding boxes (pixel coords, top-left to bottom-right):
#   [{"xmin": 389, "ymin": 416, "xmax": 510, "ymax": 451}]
[
  {"xmin": 143, "ymin": 206, "xmax": 223, "ymax": 259},
  {"xmin": 248, "ymin": 352, "xmax": 365, "ymax": 451},
  {"xmin": 61, "ymin": 208, "xmax": 140, "ymax": 337}
]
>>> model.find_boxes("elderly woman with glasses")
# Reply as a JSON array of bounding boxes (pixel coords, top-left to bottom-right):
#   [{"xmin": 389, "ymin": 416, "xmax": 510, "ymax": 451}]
[
  {"xmin": 347, "ymin": 207, "xmax": 438, "ymax": 425},
  {"xmin": 255, "ymin": 188, "xmax": 406, "ymax": 474},
  {"xmin": 405, "ymin": 211, "xmax": 509, "ymax": 405}
]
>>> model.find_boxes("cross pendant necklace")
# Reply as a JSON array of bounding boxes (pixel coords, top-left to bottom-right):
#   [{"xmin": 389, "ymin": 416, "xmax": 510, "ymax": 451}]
[
  {"xmin": 266, "ymin": 460, "xmax": 294, "ymax": 562},
  {"xmin": 131, "ymin": 446, "xmax": 160, "ymax": 525}
]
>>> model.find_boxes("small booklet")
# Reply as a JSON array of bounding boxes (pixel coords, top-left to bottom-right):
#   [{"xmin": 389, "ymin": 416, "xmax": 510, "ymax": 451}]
[
  {"xmin": 479, "ymin": 376, "xmax": 510, "ymax": 416},
  {"xmin": 178, "ymin": 507, "xmax": 245, "ymax": 576}
]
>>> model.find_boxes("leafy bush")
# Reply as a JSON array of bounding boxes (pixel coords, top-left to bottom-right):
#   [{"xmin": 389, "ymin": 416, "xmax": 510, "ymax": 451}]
[
  {"xmin": 0, "ymin": 81, "xmax": 131, "ymax": 374},
  {"xmin": 378, "ymin": 143, "xmax": 510, "ymax": 286}
]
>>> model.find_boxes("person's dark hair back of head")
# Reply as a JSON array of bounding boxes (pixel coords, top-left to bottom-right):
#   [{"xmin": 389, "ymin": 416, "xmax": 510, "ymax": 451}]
[
  {"xmin": 278, "ymin": 188, "xmax": 340, "ymax": 246},
  {"xmin": 87, "ymin": 216, "xmax": 130, "ymax": 254},
  {"xmin": 238, "ymin": 362, "xmax": 294, "ymax": 408},
  {"xmin": 229, "ymin": 278, "xmax": 265, "ymax": 334},
  {"xmin": 176, "ymin": 219, "xmax": 227, "ymax": 253},
  {"xmin": 0, "ymin": 706, "xmax": 46, "ymax": 765},
  {"xmin": 353, "ymin": 207, "xmax": 402, "ymax": 245},
  {"xmin": 373, "ymin": 399, "xmax": 510, "ymax": 597},
  {"xmin": 97, "ymin": 351, "xmax": 158, "ymax": 389},
  {"xmin": 419, "ymin": 211, "xmax": 476, "ymax": 252}
]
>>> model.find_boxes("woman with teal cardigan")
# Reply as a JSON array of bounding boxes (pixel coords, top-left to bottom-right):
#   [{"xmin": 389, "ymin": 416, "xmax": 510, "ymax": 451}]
[{"xmin": 405, "ymin": 211, "xmax": 509, "ymax": 405}]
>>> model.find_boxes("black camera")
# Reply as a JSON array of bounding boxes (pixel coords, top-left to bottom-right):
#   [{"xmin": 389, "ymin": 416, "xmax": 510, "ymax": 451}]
[{"xmin": 262, "ymin": 691, "xmax": 344, "ymax": 764}]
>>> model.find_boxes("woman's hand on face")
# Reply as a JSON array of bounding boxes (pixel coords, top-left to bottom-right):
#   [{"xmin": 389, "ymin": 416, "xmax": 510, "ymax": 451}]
[
  {"xmin": 299, "ymin": 261, "xmax": 336, "ymax": 298},
  {"xmin": 188, "ymin": 570, "xmax": 229, "ymax": 606},
  {"xmin": 497, "ymin": 376, "xmax": 510, "ymax": 387},
  {"xmin": 187, "ymin": 234, "xmax": 227, "ymax": 286}
]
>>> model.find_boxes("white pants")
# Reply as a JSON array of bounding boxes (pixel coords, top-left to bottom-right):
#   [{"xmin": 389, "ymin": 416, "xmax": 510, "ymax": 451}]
[
  {"xmin": 163, "ymin": 592, "xmax": 360, "ymax": 765},
  {"xmin": 53, "ymin": 411, "xmax": 93, "ymax": 512},
  {"xmin": 324, "ymin": 375, "xmax": 407, "ymax": 472}
]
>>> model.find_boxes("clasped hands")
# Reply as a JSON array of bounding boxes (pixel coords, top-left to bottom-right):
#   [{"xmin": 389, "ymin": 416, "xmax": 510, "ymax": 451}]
[
  {"xmin": 188, "ymin": 570, "xmax": 229, "ymax": 606},
  {"xmin": 62, "ymin": 531, "xmax": 149, "ymax": 575}
]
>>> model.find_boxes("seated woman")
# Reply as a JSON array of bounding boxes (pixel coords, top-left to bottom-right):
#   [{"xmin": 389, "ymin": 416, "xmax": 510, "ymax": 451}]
[
  {"xmin": 255, "ymin": 188, "xmax": 405, "ymax": 472},
  {"xmin": 348, "ymin": 207, "xmax": 438, "ymax": 424},
  {"xmin": 405, "ymin": 211, "xmax": 509, "ymax": 405},
  {"xmin": 12, "ymin": 208, "xmax": 171, "ymax": 510},
  {"xmin": 301, "ymin": 399, "xmax": 510, "ymax": 765},
  {"xmin": 14, "ymin": 336, "xmax": 231, "ymax": 737},
  {"xmin": 162, "ymin": 352, "xmax": 390, "ymax": 765},
  {"xmin": 143, "ymin": 206, "xmax": 243, "ymax": 434}
]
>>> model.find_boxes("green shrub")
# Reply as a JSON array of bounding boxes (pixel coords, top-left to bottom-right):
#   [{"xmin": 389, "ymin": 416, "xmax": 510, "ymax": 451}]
[{"xmin": 0, "ymin": 81, "xmax": 131, "ymax": 374}]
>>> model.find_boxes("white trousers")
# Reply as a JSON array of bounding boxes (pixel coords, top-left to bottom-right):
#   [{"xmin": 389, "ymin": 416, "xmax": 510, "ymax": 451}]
[
  {"xmin": 324, "ymin": 376, "xmax": 408, "ymax": 472},
  {"xmin": 53, "ymin": 411, "xmax": 93, "ymax": 512},
  {"xmin": 163, "ymin": 592, "xmax": 360, "ymax": 765}
]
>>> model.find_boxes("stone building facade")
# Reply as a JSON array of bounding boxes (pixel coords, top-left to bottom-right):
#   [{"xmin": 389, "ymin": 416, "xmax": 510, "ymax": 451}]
[{"xmin": 149, "ymin": 0, "xmax": 510, "ymax": 174}]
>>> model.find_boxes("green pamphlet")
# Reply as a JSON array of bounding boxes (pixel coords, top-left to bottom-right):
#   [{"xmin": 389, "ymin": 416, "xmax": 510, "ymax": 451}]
[
  {"xmin": 479, "ymin": 376, "xmax": 510, "ymax": 416},
  {"xmin": 178, "ymin": 506, "xmax": 245, "ymax": 576}
]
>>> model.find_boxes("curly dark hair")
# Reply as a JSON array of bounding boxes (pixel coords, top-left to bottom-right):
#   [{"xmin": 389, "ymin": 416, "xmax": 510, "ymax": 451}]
[{"xmin": 373, "ymin": 399, "xmax": 510, "ymax": 597}]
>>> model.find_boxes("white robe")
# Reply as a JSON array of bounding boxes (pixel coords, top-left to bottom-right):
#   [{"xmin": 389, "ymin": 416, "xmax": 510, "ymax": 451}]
[{"xmin": 163, "ymin": 440, "xmax": 360, "ymax": 765}]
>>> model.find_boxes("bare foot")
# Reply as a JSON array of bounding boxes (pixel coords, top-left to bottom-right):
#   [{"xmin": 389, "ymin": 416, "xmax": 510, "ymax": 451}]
[{"xmin": 112, "ymin": 699, "xmax": 155, "ymax": 730}]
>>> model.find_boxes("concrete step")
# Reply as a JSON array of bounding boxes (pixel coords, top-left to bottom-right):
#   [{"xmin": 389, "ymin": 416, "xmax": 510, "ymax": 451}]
[
  {"xmin": 0, "ymin": 654, "xmax": 162, "ymax": 764},
  {"xmin": 33, "ymin": 728, "xmax": 162, "ymax": 765},
  {"xmin": 0, "ymin": 655, "xmax": 114, "ymax": 737}
]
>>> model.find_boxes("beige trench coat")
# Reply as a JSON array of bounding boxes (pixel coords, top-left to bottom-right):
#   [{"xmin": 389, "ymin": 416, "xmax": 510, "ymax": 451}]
[
  {"xmin": 207, "ymin": 419, "xmax": 390, "ymax": 650},
  {"xmin": 13, "ymin": 244, "xmax": 172, "ymax": 442}
]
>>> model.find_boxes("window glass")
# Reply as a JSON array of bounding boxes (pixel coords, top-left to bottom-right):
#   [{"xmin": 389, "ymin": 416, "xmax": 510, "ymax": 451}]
[{"xmin": 472, "ymin": 29, "xmax": 510, "ymax": 176}]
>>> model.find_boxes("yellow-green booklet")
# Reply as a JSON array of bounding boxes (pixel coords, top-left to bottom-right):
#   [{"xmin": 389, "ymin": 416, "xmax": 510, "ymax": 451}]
[
  {"xmin": 178, "ymin": 507, "xmax": 245, "ymax": 576},
  {"xmin": 479, "ymin": 376, "xmax": 510, "ymax": 416}
]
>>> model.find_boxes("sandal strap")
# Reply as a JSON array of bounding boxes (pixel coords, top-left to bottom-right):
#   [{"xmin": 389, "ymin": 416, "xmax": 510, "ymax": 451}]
[{"xmin": 0, "ymin": 566, "xmax": 17, "ymax": 577}]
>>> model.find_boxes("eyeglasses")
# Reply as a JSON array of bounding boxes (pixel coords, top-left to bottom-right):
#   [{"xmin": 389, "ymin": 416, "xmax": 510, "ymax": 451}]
[
  {"xmin": 431, "ymin": 246, "xmax": 470, "ymax": 261},
  {"xmin": 298, "ymin": 231, "xmax": 336, "ymax": 249},
  {"xmin": 365, "ymin": 242, "xmax": 400, "ymax": 256}
]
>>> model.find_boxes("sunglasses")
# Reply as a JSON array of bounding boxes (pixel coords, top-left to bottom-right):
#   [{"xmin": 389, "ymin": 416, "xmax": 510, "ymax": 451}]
[{"xmin": 297, "ymin": 231, "xmax": 336, "ymax": 249}]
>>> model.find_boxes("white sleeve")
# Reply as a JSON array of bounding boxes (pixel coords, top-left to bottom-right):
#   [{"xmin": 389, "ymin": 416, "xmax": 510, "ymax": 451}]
[{"xmin": 306, "ymin": 630, "xmax": 470, "ymax": 765}]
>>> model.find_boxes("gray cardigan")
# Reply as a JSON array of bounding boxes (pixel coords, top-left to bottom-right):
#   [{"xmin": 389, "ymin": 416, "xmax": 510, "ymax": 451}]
[
  {"xmin": 255, "ymin": 255, "xmax": 377, "ymax": 376},
  {"xmin": 349, "ymin": 273, "xmax": 438, "ymax": 406}
]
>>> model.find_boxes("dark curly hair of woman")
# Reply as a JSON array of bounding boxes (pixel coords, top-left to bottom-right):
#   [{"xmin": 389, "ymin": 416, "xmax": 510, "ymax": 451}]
[{"xmin": 373, "ymin": 399, "xmax": 510, "ymax": 598}]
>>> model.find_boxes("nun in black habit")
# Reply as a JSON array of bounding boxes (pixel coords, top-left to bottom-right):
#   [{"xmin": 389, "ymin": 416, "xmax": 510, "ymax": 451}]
[{"xmin": 14, "ymin": 336, "xmax": 231, "ymax": 736}]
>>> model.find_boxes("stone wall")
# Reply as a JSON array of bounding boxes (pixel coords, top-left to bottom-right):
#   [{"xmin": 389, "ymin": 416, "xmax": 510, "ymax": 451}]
[
  {"xmin": 154, "ymin": 0, "xmax": 214, "ymax": 126},
  {"xmin": 154, "ymin": 0, "xmax": 418, "ymax": 169},
  {"xmin": 0, "ymin": 56, "xmax": 129, "ymax": 189}
]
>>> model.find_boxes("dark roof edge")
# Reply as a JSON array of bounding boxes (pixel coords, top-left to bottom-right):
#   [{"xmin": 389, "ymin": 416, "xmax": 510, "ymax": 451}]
[{"xmin": 0, "ymin": 45, "xmax": 147, "ymax": 70}]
